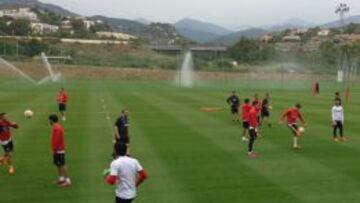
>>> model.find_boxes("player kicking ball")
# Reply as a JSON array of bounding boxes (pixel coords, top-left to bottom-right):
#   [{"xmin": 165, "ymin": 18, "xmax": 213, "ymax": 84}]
[
  {"xmin": 280, "ymin": 104, "xmax": 306, "ymax": 149},
  {"xmin": 0, "ymin": 113, "xmax": 19, "ymax": 175},
  {"xmin": 48, "ymin": 114, "xmax": 71, "ymax": 187},
  {"xmin": 332, "ymin": 98, "xmax": 346, "ymax": 142}
]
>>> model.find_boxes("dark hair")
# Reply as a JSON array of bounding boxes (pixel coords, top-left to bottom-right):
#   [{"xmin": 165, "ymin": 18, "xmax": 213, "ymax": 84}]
[
  {"xmin": 335, "ymin": 92, "xmax": 340, "ymax": 96},
  {"xmin": 114, "ymin": 142, "xmax": 127, "ymax": 156},
  {"xmin": 252, "ymin": 101, "xmax": 258, "ymax": 106},
  {"xmin": 48, "ymin": 114, "xmax": 59, "ymax": 123},
  {"xmin": 295, "ymin": 104, "xmax": 302, "ymax": 109},
  {"xmin": 244, "ymin": 98, "xmax": 250, "ymax": 104}
]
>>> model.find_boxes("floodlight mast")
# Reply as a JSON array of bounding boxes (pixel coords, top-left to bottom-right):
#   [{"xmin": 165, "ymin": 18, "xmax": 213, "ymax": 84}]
[{"xmin": 335, "ymin": 3, "xmax": 350, "ymax": 30}]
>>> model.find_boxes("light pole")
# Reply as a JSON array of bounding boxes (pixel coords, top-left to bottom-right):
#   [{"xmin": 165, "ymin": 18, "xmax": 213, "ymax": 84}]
[
  {"xmin": 335, "ymin": 3, "xmax": 350, "ymax": 83},
  {"xmin": 335, "ymin": 3, "xmax": 350, "ymax": 32}
]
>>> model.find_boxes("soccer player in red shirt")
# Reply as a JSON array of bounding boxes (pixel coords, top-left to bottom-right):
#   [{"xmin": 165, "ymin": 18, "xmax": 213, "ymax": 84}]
[
  {"xmin": 49, "ymin": 114, "xmax": 71, "ymax": 187},
  {"xmin": 280, "ymin": 104, "xmax": 306, "ymax": 149},
  {"xmin": 248, "ymin": 101, "xmax": 260, "ymax": 158},
  {"xmin": 57, "ymin": 88, "xmax": 68, "ymax": 121},
  {"xmin": 241, "ymin": 98, "xmax": 252, "ymax": 142},
  {"xmin": 0, "ymin": 113, "xmax": 19, "ymax": 175}
]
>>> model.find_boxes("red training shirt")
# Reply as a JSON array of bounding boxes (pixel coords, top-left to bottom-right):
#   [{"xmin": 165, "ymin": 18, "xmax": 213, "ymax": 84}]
[
  {"xmin": 0, "ymin": 120, "xmax": 18, "ymax": 142},
  {"xmin": 51, "ymin": 123, "xmax": 65, "ymax": 153},
  {"xmin": 283, "ymin": 108, "xmax": 305, "ymax": 124},
  {"xmin": 57, "ymin": 91, "xmax": 68, "ymax": 104},
  {"xmin": 242, "ymin": 103, "xmax": 252, "ymax": 121},
  {"xmin": 248, "ymin": 107, "xmax": 259, "ymax": 128}
]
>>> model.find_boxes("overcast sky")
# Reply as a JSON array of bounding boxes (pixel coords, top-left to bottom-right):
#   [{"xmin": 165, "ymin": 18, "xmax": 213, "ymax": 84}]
[{"xmin": 40, "ymin": 0, "xmax": 359, "ymax": 29}]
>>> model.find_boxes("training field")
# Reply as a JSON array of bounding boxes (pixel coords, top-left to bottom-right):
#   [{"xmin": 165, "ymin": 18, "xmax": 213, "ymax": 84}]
[{"xmin": 0, "ymin": 78, "xmax": 360, "ymax": 203}]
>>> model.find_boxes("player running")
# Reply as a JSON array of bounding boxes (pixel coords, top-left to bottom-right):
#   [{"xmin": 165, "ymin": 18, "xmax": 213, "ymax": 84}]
[
  {"xmin": 0, "ymin": 113, "xmax": 19, "ymax": 175},
  {"xmin": 280, "ymin": 104, "xmax": 306, "ymax": 149},
  {"xmin": 332, "ymin": 98, "xmax": 345, "ymax": 142},
  {"xmin": 114, "ymin": 110, "xmax": 130, "ymax": 145},
  {"xmin": 241, "ymin": 98, "xmax": 252, "ymax": 142},
  {"xmin": 49, "ymin": 114, "xmax": 71, "ymax": 187},
  {"xmin": 248, "ymin": 101, "xmax": 260, "ymax": 158},
  {"xmin": 261, "ymin": 93, "xmax": 272, "ymax": 128},
  {"xmin": 106, "ymin": 142, "xmax": 148, "ymax": 203},
  {"xmin": 226, "ymin": 91, "xmax": 240, "ymax": 122},
  {"xmin": 57, "ymin": 88, "xmax": 68, "ymax": 121}
]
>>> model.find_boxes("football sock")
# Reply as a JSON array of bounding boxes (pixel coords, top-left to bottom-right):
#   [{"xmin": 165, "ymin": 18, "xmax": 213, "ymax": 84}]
[{"xmin": 293, "ymin": 137, "xmax": 298, "ymax": 146}]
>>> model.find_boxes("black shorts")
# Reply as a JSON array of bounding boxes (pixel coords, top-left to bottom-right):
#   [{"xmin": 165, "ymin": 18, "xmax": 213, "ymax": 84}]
[
  {"xmin": 2, "ymin": 141, "xmax": 14, "ymax": 153},
  {"xmin": 59, "ymin": 103, "xmax": 67, "ymax": 112},
  {"xmin": 242, "ymin": 121, "xmax": 249, "ymax": 129},
  {"xmin": 231, "ymin": 106, "xmax": 239, "ymax": 114},
  {"xmin": 116, "ymin": 197, "xmax": 134, "ymax": 203},
  {"xmin": 261, "ymin": 109, "xmax": 270, "ymax": 118},
  {"xmin": 53, "ymin": 153, "xmax": 65, "ymax": 167},
  {"xmin": 288, "ymin": 124, "xmax": 299, "ymax": 136},
  {"xmin": 116, "ymin": 136, "xmax": 130, "ymax": 145}
]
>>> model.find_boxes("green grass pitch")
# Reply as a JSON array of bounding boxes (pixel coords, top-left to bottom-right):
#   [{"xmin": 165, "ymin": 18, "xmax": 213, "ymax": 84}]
[{"xmin": 0, "ymin": 79, "xmax": 359, "ymax": 203}]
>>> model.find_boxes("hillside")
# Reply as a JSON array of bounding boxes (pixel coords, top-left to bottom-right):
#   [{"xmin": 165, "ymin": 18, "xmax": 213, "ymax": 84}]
[
  {"xmin": 214, "ymin": 28, "xmax": 267, "ymax": 46},
  {"xmin": 90, "ymin": 15, "xmax": 147, "ymax": 35},
  {"xmin": 263, "ymin": 18, "xmax": 315, "ymax": 32},
  {"xmin": 175, "ymin": 18, "xmax": 231, "ymax": 43},
  {"xmin": 323, "ymin": 15, "xmax": 360, "ymax": 28},
  {"xmin": 0, "ymin": 0, "xmax": 76, "ymax": 16}
]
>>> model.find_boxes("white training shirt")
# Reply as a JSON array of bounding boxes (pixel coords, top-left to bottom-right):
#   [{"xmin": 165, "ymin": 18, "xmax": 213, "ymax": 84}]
[
  {"xmin": 332, "ymin": 105, "xmax": 344, "ymax": 123},
  {"xmin": 110, "ymin": 156, "xmax": 143, "ymax": 199}
]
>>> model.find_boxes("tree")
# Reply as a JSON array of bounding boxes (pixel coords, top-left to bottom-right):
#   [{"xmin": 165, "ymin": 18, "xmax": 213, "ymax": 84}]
[
  {"xmin": 20, "ymin": 39, "xmax": 49, "ymax": 57},
  {"xmin": 0, "ymin": 18, "xmax": 9, "ymax": 35},
  {"xmin": 319, "ymin": 41, "xmax": 339, "ymax": 65},
  {"xmin": 71, "ymin": 19, "xmax": 86, "ymax": 31},
  {"xmin": 229, "ymin": 37, "xmax": 262, "ymax": 63},
  {"xmin": 9, "ymin": 19, "xmax": 31, "ymax": 36}
]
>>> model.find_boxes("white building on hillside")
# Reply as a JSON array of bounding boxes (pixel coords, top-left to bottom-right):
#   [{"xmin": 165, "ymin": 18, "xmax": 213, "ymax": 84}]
[
  {"xmin": 96, "ymin": 31, "xmax": 136, "ymax": 40},
  {"xmin": 318, "ymin": 29, "xmax": 331, "ymax": 37},
  {"xmin": 0, "ymin": 8, "xmax": 38, "ymax": 21},
  {"xmin": 282, "ymin": 35, "xmax": 301, "ymax": 42},
  {"xmin": 31, "ymin": 23, "xmax": 59, "ymax": 34}
]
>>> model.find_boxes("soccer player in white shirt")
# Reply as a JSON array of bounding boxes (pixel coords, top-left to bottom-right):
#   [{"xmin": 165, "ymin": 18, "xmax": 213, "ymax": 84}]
[
  {"xmin": 106, "ymin": 143, "xmax": 147, "ymax": 203},
  {"xmin": 332, "ymin": 98, "xmax": 345, "ymax": 142}
]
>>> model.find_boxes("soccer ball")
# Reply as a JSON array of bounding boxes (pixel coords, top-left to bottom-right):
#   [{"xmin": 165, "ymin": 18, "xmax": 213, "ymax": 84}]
[
  {"xmin": 298, "ymin": 127, "xmax": 305, "ymax": 133},
  {"xmin": 24, "ymin": 110, "xmax": 34, "ymax": 119}
]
